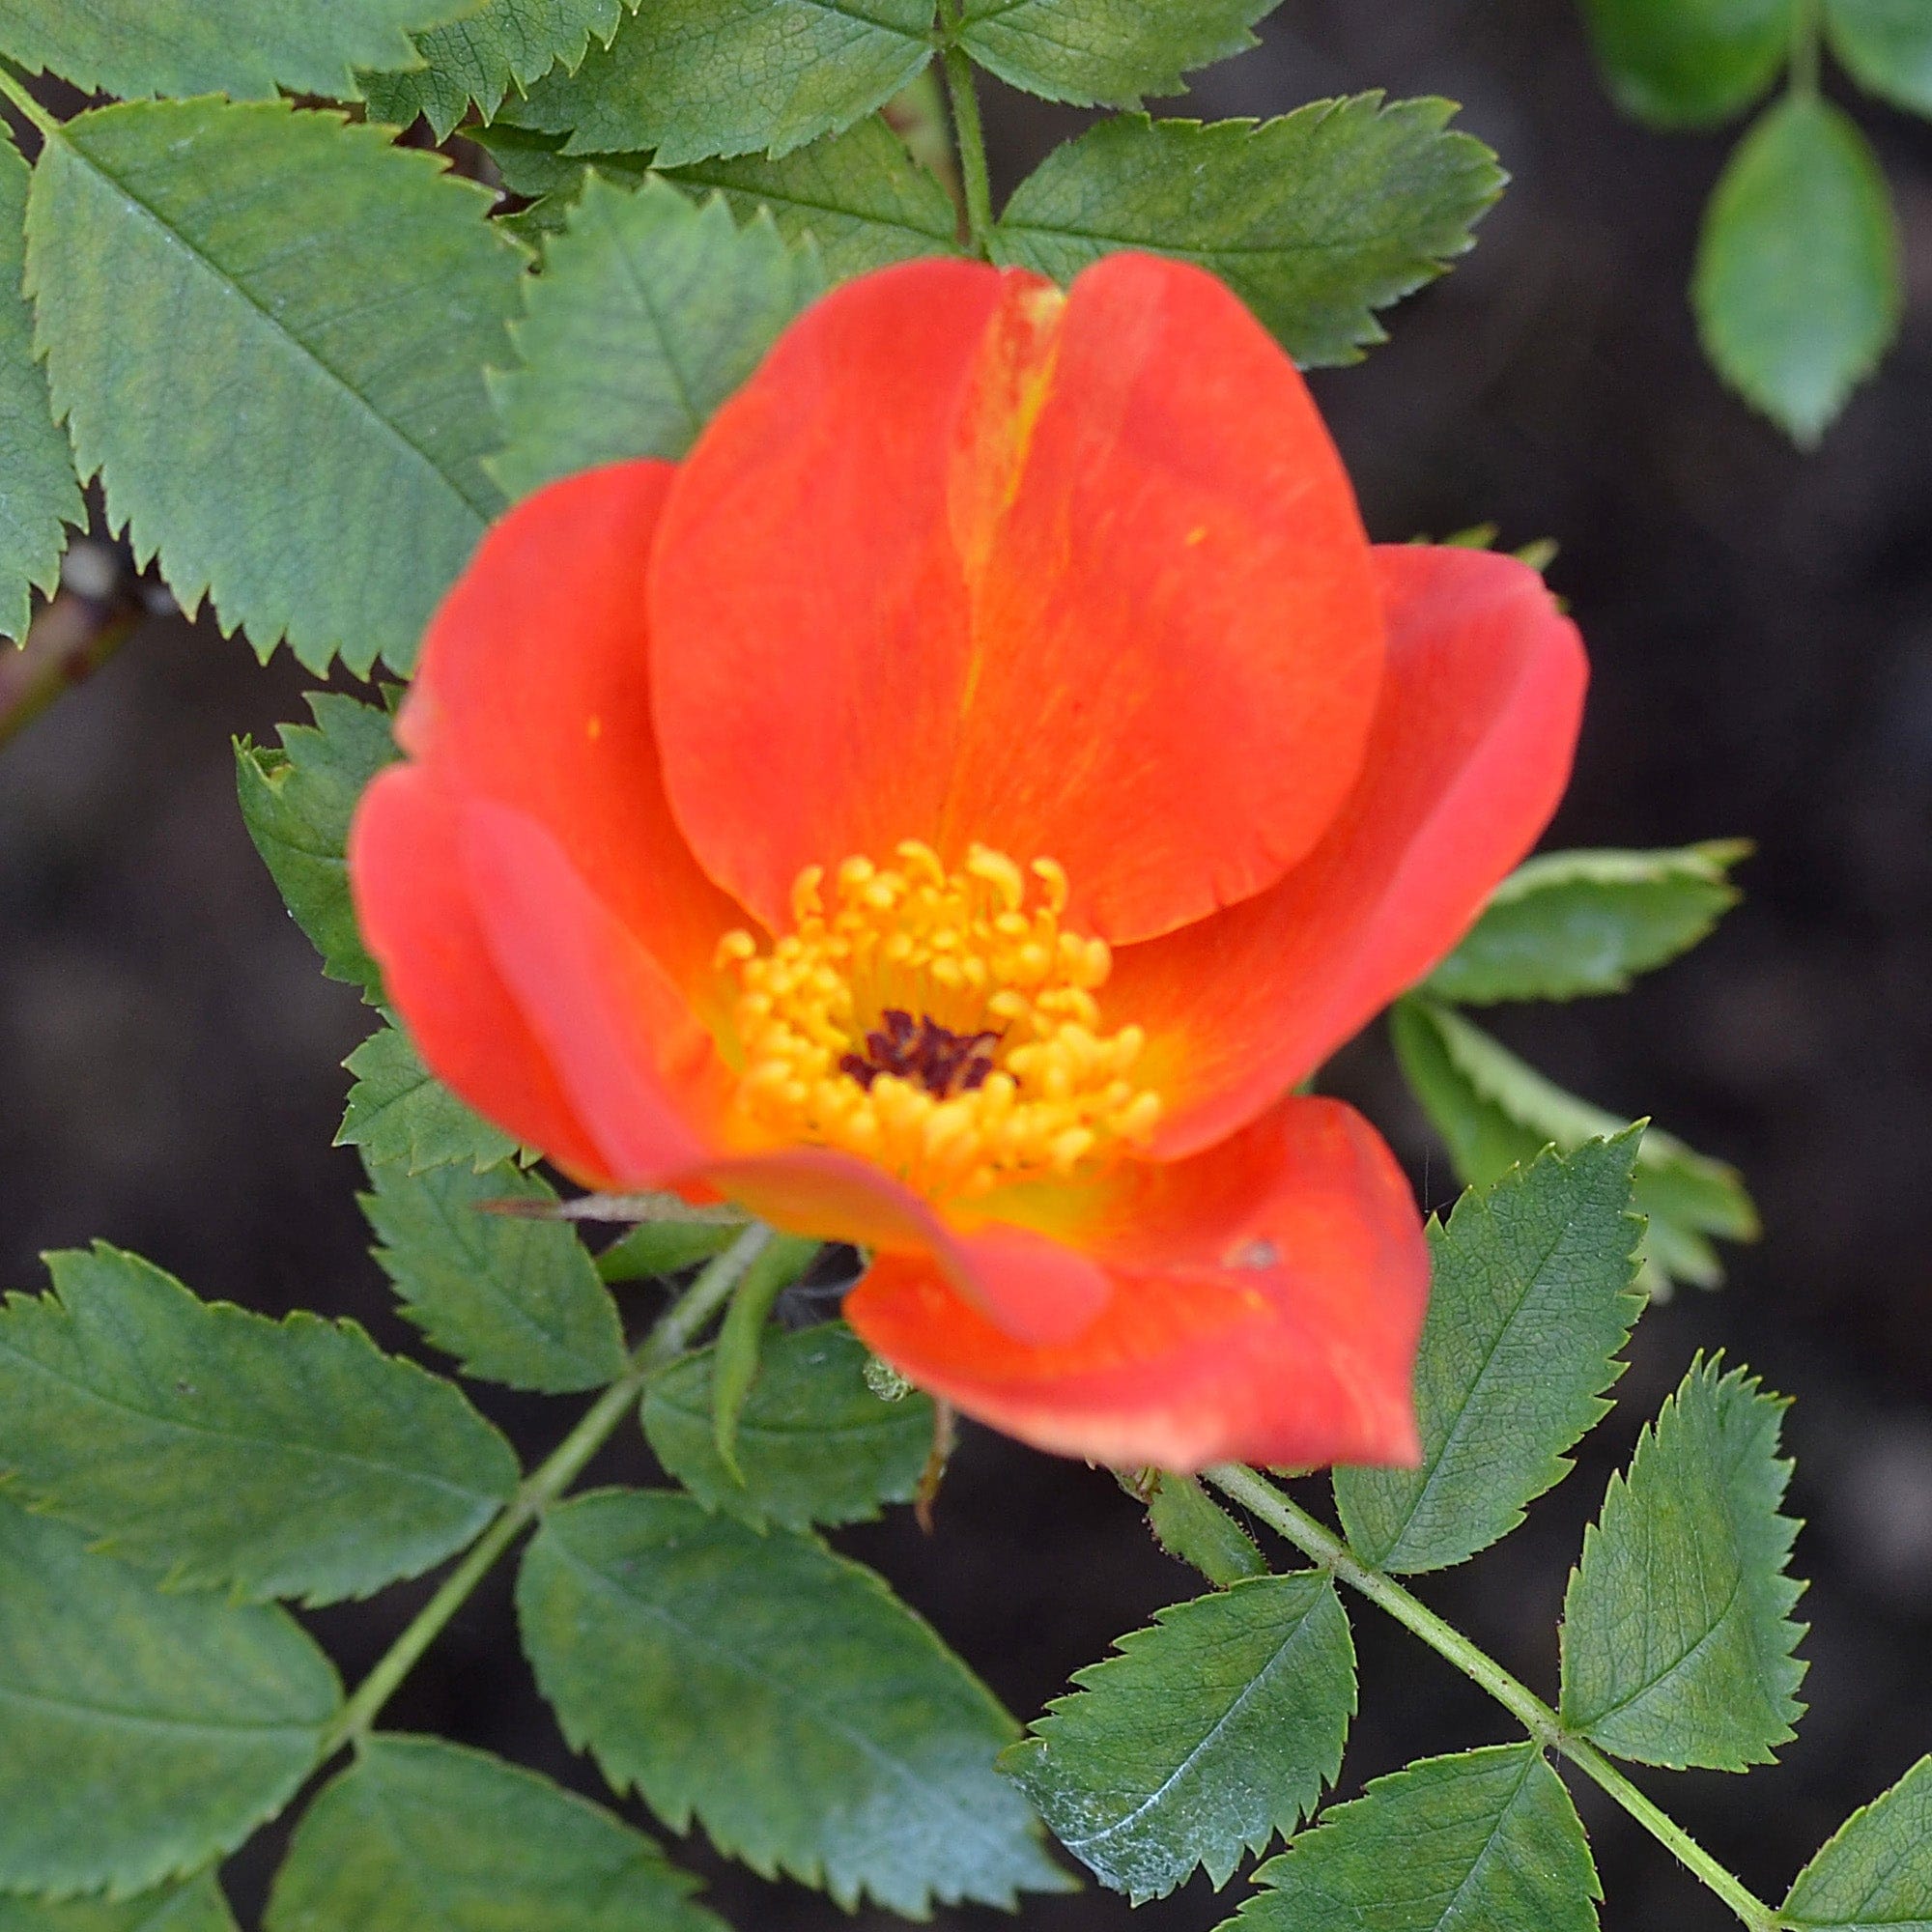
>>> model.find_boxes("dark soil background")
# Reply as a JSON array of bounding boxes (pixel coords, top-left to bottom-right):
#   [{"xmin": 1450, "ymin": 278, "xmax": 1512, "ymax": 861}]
[{"xmin": 5, "ymin": 3, "xmax": 1930, "ymax": 1926}]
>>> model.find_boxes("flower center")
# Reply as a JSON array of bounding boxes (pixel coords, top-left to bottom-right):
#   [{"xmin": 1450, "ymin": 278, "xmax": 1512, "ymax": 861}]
[{"xmin": 716, "ymin": 841, "xmax": 1162, "ymax": 1199}]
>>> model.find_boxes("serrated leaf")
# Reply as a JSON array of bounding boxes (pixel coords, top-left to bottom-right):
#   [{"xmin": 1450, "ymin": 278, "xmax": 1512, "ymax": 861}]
[
  {"xmin": 0, "ymin": 1242, "xmax": 517, "ymax": 1605},
  {"xmin": 488, "ymin": 175, "xmax": 820, "ymax": 501},
  {"xmin": 709, "ymin": 1236, "xmax": 821, "ymax": 1478},
  {"xmin": 1693, "ymin": 95, "xmax": 1901, "ymax": 446},
  {"xmin": 1578, "ymin": 0, "xmax": 1791, "ymax": 126},
  {"xmin": 1784, "ymin": 1755, "xmax": 1932, "ymax": 1928},
  {"xmin": 362, "ymin": 1157, "xmax": 627, "ymax": 1394},
  {"xmin": 1560, "ymin": 1356, "xmax": 1806, "ymax": 1769},
  {"xmin": 1826, "ymin": 0, "xmax": 1932, "ymax": 116},
  {"xmin": 518, "ymin": 1488, "xmax": 1068, "ymax": 1914},
  {"xmin": 1391, "ymin": 997, "xmax": 1758, "ymax": 1294},
  {"xmin": 1144, "ymin": 1470, "xmax": 1266, "ymax": 1587},
  {"xmin": 0, "ymin": 0, "xmax": 488, "ymax": 100},
  {"xmin": 955, "ymin": 0, "xmax": 1276, "ymax": 108},
  {"xmin": 361, "ymin": 0, "xmax": 639, "ymax": 141},
  {"xmin": 26, "ymin": 99, "xmax": 523, "ymax": 674},
  {"xmin": 336, "ymin": 1020, "xmax": 521, "ymax": 1174},
  {"xmin": 0, "ymin": 1497, "xmax": 340, "ymax": 1897},
  {"xmin": 1428, "ymin": 842, "xmax": 1748, "ymax": 1005},
  {"xmin": 0, "ymin": 139, "xmax": 81, "ymax": 645},
  {"xmin": 237, "ymin": 693, "xmax": 397, "ymax": 1002},
  {"xmin": 991, "ymin": 99, "xmax": 1503, "ymax": 367},
  {"xmin": 499, "ymin": 0, "xmax": 934, "ymax": 165},
  {"xmin": 642, "ymin": 1322, "xmax": 933, "ymax": 1530},
  {"xmin": 1006, "ymin": 1574, "xmax": 1353, "ymax": 1901},
  {"xmin": 1236, "ymin": 1744, "xmax": 1600, "ymax": 1932},
  {"xmin": 1335, "ymin": 1135, "xmax": 1645, "ymax": 1577},
  {"xmin": 0, "ymin": 1875, "xmax": 238, "ymax": 1932},
  {"xmin": 265, "ymin": 1734, "xmax": 722, "ymax": 1932}
]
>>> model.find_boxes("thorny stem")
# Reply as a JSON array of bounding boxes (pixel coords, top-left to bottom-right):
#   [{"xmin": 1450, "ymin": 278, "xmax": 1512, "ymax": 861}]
[
  {"xmin": 937, "ymin": 13, "xmax": 995, "ymax": 259},
  {"xmin": 323, "ymin": 1224, "xmax": 774, "ymax": 1753},
  {"xmin": 1205, "ymin": 1464, "xmax": 1782, "ymax": 1932}
]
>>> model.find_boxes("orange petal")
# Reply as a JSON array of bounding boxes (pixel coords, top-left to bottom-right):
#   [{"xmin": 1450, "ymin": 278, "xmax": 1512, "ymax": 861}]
[
  {"xmin": 845, "ymin": 1097, "xmax": 1428, "ymax": 1470},
  {"xmin": 399, "ymin": 460, "xmax": 745, "ymax": 1024},
  {"xmin": 1111, "ymin": 545, "xmax": 1588, "ymax": 1157},
  {"xmin": 649, "ymin": 252, "xmax": 1382, "ymax": 946}
]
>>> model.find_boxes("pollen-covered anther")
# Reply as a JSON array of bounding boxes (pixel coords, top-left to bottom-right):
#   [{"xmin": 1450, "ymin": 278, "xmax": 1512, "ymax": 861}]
[{"xmin": 714, "ymin": 842, "xmax": 1162, "ymax": 1197}]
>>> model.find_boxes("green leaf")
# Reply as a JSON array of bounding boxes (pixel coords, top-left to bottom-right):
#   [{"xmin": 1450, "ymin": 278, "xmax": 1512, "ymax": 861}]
[
  {"xmin": 991, "ymin": 99, "xmax": 1503, "ymax": 367},
  {"xmin": 26, "ymin": 99, "xmax": 523, "ymax": 675},
  {"xmin": 1784, "ymin": 1755, "xmax": 1932, "ymax": 1929},
  {"xmin": 0, "ymin": 139, "xmax": 81, "ymax": 645},
  {"xmin": 0, "ymin": 1876, "xmax": 239, "ymax": 1932},
  {"xmin": 488, "ymin": 175, "xmax": 820, "ymax": 501},
  {"xmin": 337, "ymin": 1020, "xmax": 522, "ymax": 1174},
  {"xmin": 517, "ymin": 1488, "xmax": 1068, "ymax": 1913},
  {"xmin": 641, "ymin": 1322, "xmax": 934, "ymax": 1530},
  {"xmin": 1826, "ymin": 0, "xmax": 1932, "ymax": 116},
  {"xmin": 1578, "ymin": 0, "xmax": 1791, "ymax": 126},
  {"xmin": 709, "ymin": 1236, "xmax": 821, "ymax": 1478},
  {"xmin": 597, "ymin": 1216, "xmax": 742, "ymax": 1282},
  {"xmin": 1143, "ymin": 1470, "xmax": 1266, "ymax": 1587},
  {"xmin": 1005, "ymin": 1574, "xmax": 1353, "ymax": 1901},
  {"xmin": 1390, "ymin": 997, "xmax": 1758, "ymax": 1294},
  {"xmin": 0, "ymin": 1242, "xmax": 518, "ymax": 1605},
  {"xmin": 955, "ymin": 0, "xmax": 1276, "ymax": 107},
  {"xmin": 362, "ymin": 1157, "xmax": 627, "ymax": 1394},
  {"xmin": 1693, "ymin": 94, "xmax": 1901, "ymax": 447},
  {"xmin": 1559, "ymin": 1356, "xmax": 1806, "ymax": 1769},
  {"xmin": 0, "ymin": 0, "xmax": 489, "ymax": 99},
  {"xmin": 361, "ymin": 0, "xmax": 639, "ymax": 141},
  {"xmin": 1427, "ymin": 842, "xmax": 1748, "ymax": 1005},
  {"xmin": 236, "ymin": 693, "xmax": 398, "ymax": 1002},
  {"xmin": 0, "ymin": 1497, "xmax": 339, "ymax": 1897},
  {"xmin": 499, "ymin": 0, "xmax": 934, "ymax": 164},
  {"xmin": 1237, "ymin": 1744, "xmax": 1600, "ymax": 1932},
  {"xmin": 1335, "ymin": 1135, "xmax": 1645, "ymax": 1576},
  {"xmin": 265, "ymin": 1734, "xmax": 723, "ymax": 1932}
]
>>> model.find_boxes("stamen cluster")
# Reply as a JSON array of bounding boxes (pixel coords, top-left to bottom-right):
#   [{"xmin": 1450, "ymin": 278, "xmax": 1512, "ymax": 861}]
[{"xmin": 716, "ymin": 841, "xmax": 1161, "ymax": 1199}]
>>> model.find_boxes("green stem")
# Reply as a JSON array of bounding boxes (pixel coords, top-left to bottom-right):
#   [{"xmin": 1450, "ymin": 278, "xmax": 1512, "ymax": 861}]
[
  {"xmin": 1206, "ymin": 1464, "xmax": 1780, "ymax": 1932},
  {"xmin": 1, "ymin": 598, "xmax": 139, "ymax": 751},
  {"xmin": 938, "ymin": 39, "xmax": 995, "ymax": 258},
  {"xmin": 0, "ymin": 62, "xmax": 57, "ymax": 140},
  {"xmin": 1789, "ymin": 0, "xmax": 1821, "ymax": 98},
  {"xmin": 324, "ymin": 1224, "xmax": 773, "ymax": 1752}
]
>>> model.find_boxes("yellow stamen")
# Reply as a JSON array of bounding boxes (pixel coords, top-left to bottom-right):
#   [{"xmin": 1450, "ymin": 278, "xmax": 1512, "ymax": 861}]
[{"xmin": 715, "ymin": 843, "xmax": 1162, "ymax": 1200}]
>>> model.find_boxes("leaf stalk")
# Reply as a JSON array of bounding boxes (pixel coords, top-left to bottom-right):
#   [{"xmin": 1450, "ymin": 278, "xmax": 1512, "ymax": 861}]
[{"xmin": 937, "ymin": 28, "xmax": 995, "ymax": 258}]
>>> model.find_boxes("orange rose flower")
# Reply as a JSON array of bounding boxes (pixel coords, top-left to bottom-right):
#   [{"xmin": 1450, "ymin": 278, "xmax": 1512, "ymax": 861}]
[{"xmin": 348, "ymin": 253, "xmax": 1585, "ymax": 1472}]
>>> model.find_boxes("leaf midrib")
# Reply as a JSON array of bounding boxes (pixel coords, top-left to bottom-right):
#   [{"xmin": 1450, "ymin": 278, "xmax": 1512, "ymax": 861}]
[{"xmin": 0, "ymin": 1676, "xmax": 325, "ymax": 1742}]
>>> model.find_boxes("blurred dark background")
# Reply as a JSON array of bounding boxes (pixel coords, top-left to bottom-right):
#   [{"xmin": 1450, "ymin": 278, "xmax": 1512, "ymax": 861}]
[{"xmin": 4, "ymin": 2, "xmax": 1930, "ymax": 1926}]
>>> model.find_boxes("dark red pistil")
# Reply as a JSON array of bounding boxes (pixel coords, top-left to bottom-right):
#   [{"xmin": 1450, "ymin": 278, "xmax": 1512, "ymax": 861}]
[{"xmin": 839, "ymin": 1009, "xmax": 1000, "ymax": 1099}]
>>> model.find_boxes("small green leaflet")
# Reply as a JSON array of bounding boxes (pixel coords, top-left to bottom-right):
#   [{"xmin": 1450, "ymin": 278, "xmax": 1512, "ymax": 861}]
[
  {"xmin": 517, "ymin": 1489, "xmax": 1069, "ymax": 1914},
  {"xmin": 1578, "ymin": 0, "xmax": 1792, "ymax": 127},
  {"xmin": 1427, "ymin": 842, "xmax": 1748, "ymax": 1005},
  {"xmin": 337, "ymin": 1020, "xmax": 521, "ymax": 1175},
  {"xmin": 598, "ymin": 1215, "xmax": 742, "ymax": 1282},
  {"xmin": 237, "ymin": 693, "xmax": 398, "ymax": 1003},
  {"xmin": 642, "ymin": 1322, "xmax": 933, "ymax": 1530},
  {"xmin": 0, "ymin": 0, "xmax": 487, "ymax": 100},
  {"xmin": 1390, "ymin": 997, "xmax": 1758, "ymax": 1294},
  {"xmin": 0, "ymin": 1498, "xmax": 340, "ymax": 1897},
  {"xmin": 706, "ymin": 1236, "xmax": 823, "ymax": 1478},
  {"xmin": 265, "ymin": 1735, "xmax": 723, "ymax": 1932},
  {"xmin": 1693, "ymin": 94, "xmax": 1901, "ymax": 446},
  {"xmin": 0, "ymin": 139, "xmax": 81, "ymax": 645},
  {"xmin": 1005, "ymin": 1574, "xmax": 1353, "ymax": 1901},
  {"xmin": 361, "ymin": 1156, "xmax": 627, "ymax": 1394},
  {"xmin": 489, "ymin": 176, "xmax": 821, "ymax": 502},
  {"xmin": 1236, "ymin": 1744, "xmax": 1600, "ymax": 1932},
  {"xmin": 499, "ymin": 0, "xmax": 934, "ymax": 164},
  {"xmin": 0, "ymin": 1883, "xmax": 237, "ymax": 1932},
  {"xmin": 991, "ymin": 99, "xmax": 1503, "ymax": 368},
  {"xmin": 27, "ymin": 99, "xmax": 523, "ymax": 675},
  {"xmin": 361, "ymin": 0, "xmax": 639, "ymax": 141},
  {"xmin": 1560, "ymin": 1356, "xmax": 1806, "ymax": 1770},
  {"xmin": 1143, "ymin": 1470, "xmax": 1266, "ymax": 1586},
  {"xmin": 1335, "ymin": 1135, "xmax": 1645, "ymax": 1577},
  {"xmin": 1784, "ymin": 1755, "xmax": 1932, "ymax": 1929},
  {"xmin": 0, "ymin": 1242, "xmax": 517, "ymax": 1605},
  {"xmin": 954, "ymin": 0, "xmax": 1276, "ymax": 108},
  {"xmin": 1826, "ymin": 0, "xmax": 1932, "ymax": 117}
]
